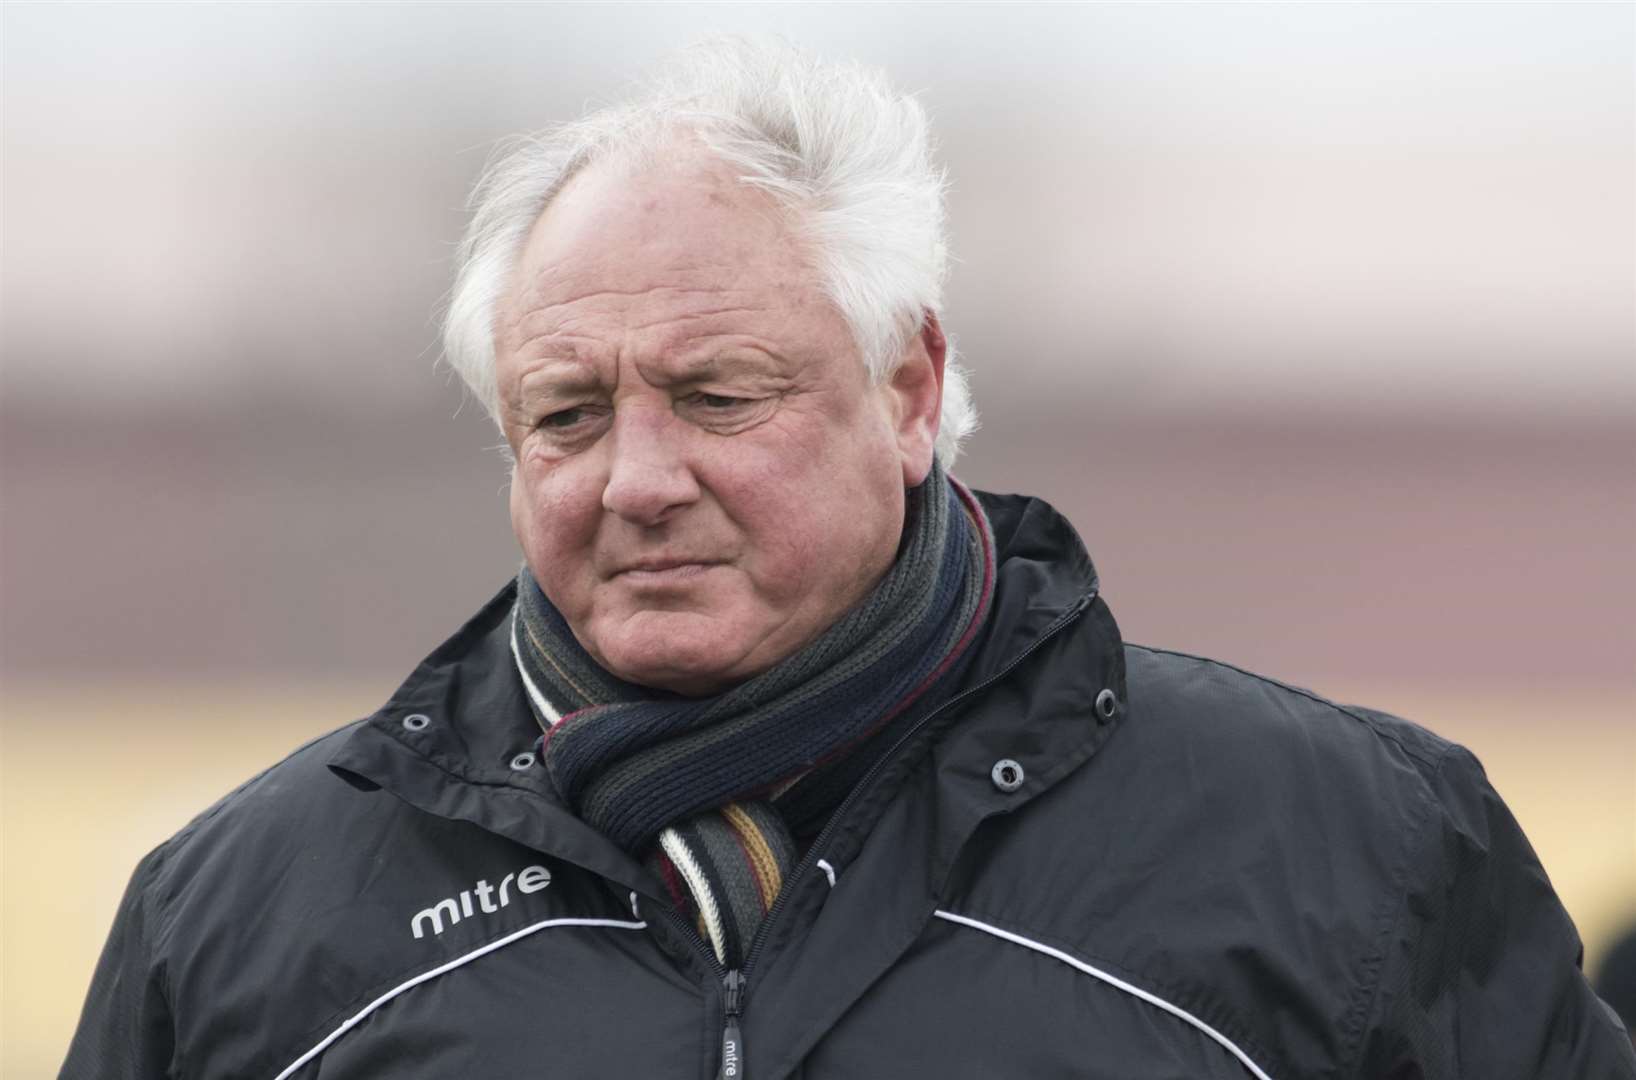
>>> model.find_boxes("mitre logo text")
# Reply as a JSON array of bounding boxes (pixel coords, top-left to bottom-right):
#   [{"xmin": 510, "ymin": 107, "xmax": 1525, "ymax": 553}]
[{"xmin": 410, "ymin": 864, "xmax": 552, "ymax": 939}]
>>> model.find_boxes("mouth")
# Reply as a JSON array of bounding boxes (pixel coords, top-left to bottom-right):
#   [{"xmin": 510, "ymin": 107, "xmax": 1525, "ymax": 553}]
[{"xmin": 609, "ymin": 559, "xmax": 725, "ymax": 584}]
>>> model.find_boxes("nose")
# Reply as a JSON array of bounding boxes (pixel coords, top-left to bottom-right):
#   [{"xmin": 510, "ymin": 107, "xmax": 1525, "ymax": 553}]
[{"xmin": 600, "ymin": 405, "xmax": 700, "ymax": 525}]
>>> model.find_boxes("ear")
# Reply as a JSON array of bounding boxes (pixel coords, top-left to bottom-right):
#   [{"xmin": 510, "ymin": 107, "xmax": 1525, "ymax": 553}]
[{"xmin": 885, "ymin": 311, "xmax": 947, "ymax": 487}]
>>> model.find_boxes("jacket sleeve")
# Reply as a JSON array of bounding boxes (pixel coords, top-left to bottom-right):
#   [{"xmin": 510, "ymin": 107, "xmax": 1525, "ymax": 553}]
[
  {"xmin": 60, "ymin": 850, "xmax": 176, "ymax": 1080},
  {"xmin": 1352, "ymin": 745, "xmax": 1636, "ymax": 1079}
]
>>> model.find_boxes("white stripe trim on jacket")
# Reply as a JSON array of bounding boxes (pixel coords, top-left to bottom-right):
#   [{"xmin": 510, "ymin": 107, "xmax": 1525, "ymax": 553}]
[
  {"xmin": 932, "ymin": 910, "xmax": 1276, "ymax": 1080},
  {"xmin": 271, "ymin": 916, "xmax": 646, "ymax": 1080}
]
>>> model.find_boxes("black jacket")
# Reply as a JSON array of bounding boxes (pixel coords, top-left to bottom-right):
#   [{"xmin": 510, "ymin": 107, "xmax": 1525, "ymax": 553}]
[{"xmin": 64, "ymin": 493, "xmax": 1635, "ymax": 1079}]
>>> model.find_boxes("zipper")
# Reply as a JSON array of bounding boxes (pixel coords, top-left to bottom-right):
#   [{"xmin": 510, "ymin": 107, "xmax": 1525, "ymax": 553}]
[
  {"xmin": 688, "ymin": 591, "xmax": 1095, "ymax": 1080},
  {"xmin": 651, "ymin": 896, "xmax": 742, "ymax": 1077},
  {"xmin": 717, "ymin": 969, "xmax": 746, "ymax": 1079}
]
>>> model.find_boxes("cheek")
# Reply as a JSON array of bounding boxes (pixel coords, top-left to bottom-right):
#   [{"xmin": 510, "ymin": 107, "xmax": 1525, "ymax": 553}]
[
  {"xmin": 510, "ymin": 461, "xmax": 600, "ymax": 584},
  {"xmin": 729, "ymin": 447, "xmax": 902, "ymax": 587},
  {"xmin": 510, "ymin": 467, "xmax": 563, "ymax": 550}
]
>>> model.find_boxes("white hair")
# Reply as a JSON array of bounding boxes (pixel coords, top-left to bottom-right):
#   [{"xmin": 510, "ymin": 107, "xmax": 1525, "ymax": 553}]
[{"xmin": 442, "ymin": 36, "xmax": 976, "ymax": 466}]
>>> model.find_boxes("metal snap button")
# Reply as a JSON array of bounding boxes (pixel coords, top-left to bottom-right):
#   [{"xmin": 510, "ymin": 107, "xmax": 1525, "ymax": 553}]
[
  {"xmin": 990, "ymin": 758, "xmax": 1025, "ymax": 792},
  {"xmin": 509, "ymin": 751, "xmax": 536, "ymax": 771},
  {"xmin": 1095, "ymin": 689, "xmax": 1119, "ymax": 723},
  {"xmin": 402, "ymin": 713, "xmax": 430, "ymax": 732}
]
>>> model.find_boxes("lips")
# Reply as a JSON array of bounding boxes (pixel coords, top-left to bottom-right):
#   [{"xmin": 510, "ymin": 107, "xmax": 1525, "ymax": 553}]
[{"xmin": 608, "ymin": 557, "xmax": 725, "ymax": 580}]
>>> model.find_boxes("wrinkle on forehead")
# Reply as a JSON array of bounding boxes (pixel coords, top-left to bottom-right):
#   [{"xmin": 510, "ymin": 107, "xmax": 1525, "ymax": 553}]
[
  {"xmin": 498, "ymin": 296, "xmax": 791, "ymax": 372},
  {"xmin": 500, "ymin": 259, "xmax": 823, "ymax": 358},
  {"xmin": 505, "ymin": 282, "xmax": 777, "ymax": 330}
]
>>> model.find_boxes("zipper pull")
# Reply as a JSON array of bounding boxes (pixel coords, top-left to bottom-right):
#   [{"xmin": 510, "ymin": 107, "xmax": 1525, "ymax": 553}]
[{"xmin": 718, "ymin": 969, "xmax": 746, "ymax": 1080}]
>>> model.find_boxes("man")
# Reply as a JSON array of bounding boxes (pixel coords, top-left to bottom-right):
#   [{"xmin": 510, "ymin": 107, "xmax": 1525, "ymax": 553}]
[{"xmin": 64, "ymin": 38, "xmax": 1634, "ymax": 1080}]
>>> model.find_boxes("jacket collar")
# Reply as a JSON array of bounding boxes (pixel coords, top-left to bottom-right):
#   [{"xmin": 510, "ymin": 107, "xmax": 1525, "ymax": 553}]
[
  {"xmin": 327, "ymin": 489, "xmax": 1124, "ymax": 906},
  {"xmin": 818, "ymin": 489, "xmax": 1125, "ymax": 897}
]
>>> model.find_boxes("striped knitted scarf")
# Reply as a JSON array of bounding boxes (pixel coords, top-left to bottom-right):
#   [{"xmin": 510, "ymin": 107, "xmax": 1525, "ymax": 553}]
[{"xmin": 511, "ymin": 460, "xmax": 995, "ymax": 968}]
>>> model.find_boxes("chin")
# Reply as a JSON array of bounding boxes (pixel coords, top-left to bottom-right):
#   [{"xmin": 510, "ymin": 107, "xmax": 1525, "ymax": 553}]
[
  {"xmin": 590, "ymin": 617, "xmax": 751, "ymax": 697},
  {"xmin": 606, "ymin": 654, "xmax": 742, "ymax": 698}
]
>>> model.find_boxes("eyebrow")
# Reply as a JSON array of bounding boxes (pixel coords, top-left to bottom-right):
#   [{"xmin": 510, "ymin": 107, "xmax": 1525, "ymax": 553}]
[
  {"xmin": 663, "ymin": 348, "xmax": 789, "ymax": 383},
  {"xmin": 512, "ymin": 356, "xmax": 602, "ymax": 405},
  {"xmin": 510, "ymin": 342, "xmax": 792, "ymax": 408}
]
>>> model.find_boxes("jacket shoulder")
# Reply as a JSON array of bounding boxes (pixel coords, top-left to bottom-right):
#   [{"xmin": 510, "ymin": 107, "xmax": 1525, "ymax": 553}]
[
  {"xmin": 1123, "ymin": 642, "xmax": 1459, "ymax": 786},
  {"xmin": 141, "ymin": 721, "xmax": 372, "ymax": 908},
  {"xmin": 1114, "ymin": 648, "xmax": 1635, "ymax": 1078},
  {"xmin": 67, "ymin": 720, "xmax": 383, "ymax": 1079},
  {"xmin": 960, "ymin": 644, "xmax": 1471, "ymax": 1078}
]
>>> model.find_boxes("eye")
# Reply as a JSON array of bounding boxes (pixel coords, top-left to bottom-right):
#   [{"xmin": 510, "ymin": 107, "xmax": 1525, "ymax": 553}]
[
  {"xmin": 692, "ymin": 393, "xmax": 749, "ymax": 410},
  {"xmin": 677, "ymin": 389, "xmax": 777, "ymax": 433},
  {"xmin": 539, "ymin": 406, "xmax": 588, "ymax": 429}
]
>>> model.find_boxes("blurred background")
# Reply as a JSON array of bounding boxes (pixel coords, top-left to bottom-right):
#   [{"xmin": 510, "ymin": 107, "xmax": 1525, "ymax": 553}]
[{"xmin": 3, "ymin": 3, "xmax": 1633, "ymax": 1073}]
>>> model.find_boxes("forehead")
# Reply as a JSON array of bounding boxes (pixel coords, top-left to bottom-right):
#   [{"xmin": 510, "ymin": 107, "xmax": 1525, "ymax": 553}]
[{"xmin": 500, "ymin": 149, "xmax": 827, "ymax": 351}]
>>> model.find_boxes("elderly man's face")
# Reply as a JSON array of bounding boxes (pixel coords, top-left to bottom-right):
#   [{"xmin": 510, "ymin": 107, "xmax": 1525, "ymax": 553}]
[{"xmin": 495, "ymin": 149, "xmax": 943, "ymax": 695}]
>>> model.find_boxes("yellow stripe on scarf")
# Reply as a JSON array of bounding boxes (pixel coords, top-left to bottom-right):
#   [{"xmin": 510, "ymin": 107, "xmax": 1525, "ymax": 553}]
[{"xmin": 723, "ymin": 802, "xmax": 784, "ymax": 910}]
